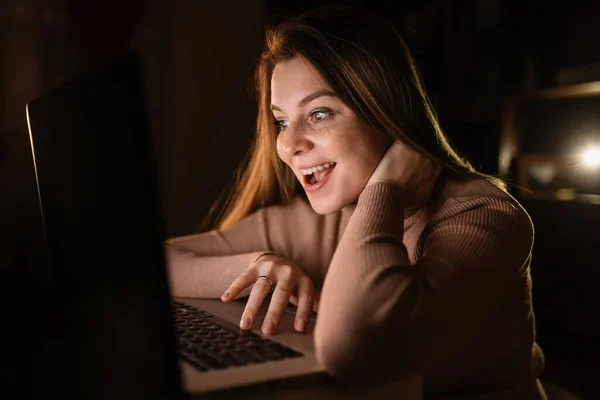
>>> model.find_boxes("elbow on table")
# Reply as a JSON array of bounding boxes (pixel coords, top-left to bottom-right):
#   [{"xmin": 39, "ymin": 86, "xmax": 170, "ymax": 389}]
[
  {"xmin": 314, "ymin": 328, "xmax": 360, "ymax": 383},
  {"xmin": 313, "ymin": 318, "xmax": 427, "ymax": 384}
]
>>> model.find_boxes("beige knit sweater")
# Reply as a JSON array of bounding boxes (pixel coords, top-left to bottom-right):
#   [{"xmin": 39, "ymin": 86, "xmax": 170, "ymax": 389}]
[{"xmin": 165, "ymin": 173, "xmax": 546, "ymax": 399}]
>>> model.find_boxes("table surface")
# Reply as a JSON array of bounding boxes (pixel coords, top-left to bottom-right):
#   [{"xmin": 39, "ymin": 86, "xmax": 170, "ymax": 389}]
[{"xmin": 192, "ymin": 372, "xmax": 423, "ymax": 400}]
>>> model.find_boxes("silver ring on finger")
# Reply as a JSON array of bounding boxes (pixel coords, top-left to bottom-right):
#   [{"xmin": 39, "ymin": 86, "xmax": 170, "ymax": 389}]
[{"xmin": 256, "ymin": 275, "xmax": 274, "ymax": 292}]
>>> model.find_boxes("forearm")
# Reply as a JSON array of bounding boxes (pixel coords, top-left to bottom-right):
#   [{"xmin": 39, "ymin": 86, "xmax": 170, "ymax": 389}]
[
  {"xmin": 315, "ymin": 183, "xmax": 427, "ymax": 380},
  {"xmin": 165, "ymin": 242, "xmax": 270, "ymax": 299}
]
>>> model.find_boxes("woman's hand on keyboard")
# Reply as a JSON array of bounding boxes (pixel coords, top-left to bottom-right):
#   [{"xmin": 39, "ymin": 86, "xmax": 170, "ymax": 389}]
[{"xmin": 220, "ymin": 253, "xmax": 315, "ymax": 335}]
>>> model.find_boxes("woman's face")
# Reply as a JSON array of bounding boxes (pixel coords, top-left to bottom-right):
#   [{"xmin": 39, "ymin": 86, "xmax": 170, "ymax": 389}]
[{"xmin": 271, "ymin": 57, "xmax": 391, "ymax": 214}]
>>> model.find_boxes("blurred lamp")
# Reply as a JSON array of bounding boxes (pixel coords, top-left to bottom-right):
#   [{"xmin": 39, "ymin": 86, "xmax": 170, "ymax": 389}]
[{"xmin": 583, "ymin": 147, "xmax": 600, "ymax": 167}]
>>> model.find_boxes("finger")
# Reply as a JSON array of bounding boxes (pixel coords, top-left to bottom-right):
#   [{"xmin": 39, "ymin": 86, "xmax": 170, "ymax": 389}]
[
  {"xmin": 221, "ymin": 270, "xmax": 256, "ymax": 302},
  {"xmin": 313, "ymin": 290, "xmax": 321, "ymax": 313},
  {"xmin": 293, "ymin": 276, "xmax": 314, "ymax": 332},
  {"xmin": 239, "ymin": 278, "xmax": 272, "ymax": 330},
  {"xmin": 262, "ymin": 279, "xmax": 294, "ymax": 335},
  {"xmin": 288, "ymin": 295, "xmax": 299, "ymax": 307}
]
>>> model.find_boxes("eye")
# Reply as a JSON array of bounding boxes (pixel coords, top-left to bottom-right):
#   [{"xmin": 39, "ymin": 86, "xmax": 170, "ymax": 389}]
[
  {"xmin": 309, "ymin": 109, "xmax": 332, "ymax": 123},
  {"xmin": 275, "ymin": 119, "xmax": 289, "ymax": 132}
]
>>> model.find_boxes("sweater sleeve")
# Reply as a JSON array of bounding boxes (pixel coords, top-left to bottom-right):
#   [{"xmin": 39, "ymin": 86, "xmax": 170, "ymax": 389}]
[
  {"xmin": 165, "ymin": 196, "xmax": 346, "ymax": 299},
  {"xmin": 314, "ymin": 183, "xmax": 534, "ymax": 383}
]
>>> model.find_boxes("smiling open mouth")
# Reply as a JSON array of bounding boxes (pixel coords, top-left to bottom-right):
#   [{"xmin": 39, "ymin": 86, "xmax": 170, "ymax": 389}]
[{"xmin": 303, "ymin": 162, "xmax": 336, "ymax": 187}]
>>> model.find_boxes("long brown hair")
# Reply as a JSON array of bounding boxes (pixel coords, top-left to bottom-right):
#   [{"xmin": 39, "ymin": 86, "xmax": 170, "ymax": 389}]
[{"xmin": 209, "ymin": 5, "xmax": 504, "ymax": 230}]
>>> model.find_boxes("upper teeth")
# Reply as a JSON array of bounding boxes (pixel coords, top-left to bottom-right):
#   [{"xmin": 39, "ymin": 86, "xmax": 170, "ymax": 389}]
[{"xmin": 301, "ymin": 162, "xmax": 336, "ymax": 175}]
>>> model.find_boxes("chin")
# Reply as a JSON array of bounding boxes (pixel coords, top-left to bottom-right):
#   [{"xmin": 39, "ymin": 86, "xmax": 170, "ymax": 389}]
[
  {"xmin": 309, "ymin": 202, "xmax": 338, "ymax": 215},
  {"xmin": 306, "ymin": 193, "xmax": 357, "ymax": 215}
]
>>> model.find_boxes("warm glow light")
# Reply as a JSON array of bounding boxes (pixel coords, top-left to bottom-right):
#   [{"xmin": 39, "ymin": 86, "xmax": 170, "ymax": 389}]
[{"xmin": 583, "ymin": 147, "xmax": 600, "ymax": 167}]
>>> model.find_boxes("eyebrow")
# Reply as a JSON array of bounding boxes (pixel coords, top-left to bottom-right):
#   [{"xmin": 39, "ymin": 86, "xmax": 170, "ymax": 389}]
[{"xmin": 271, "ymin": 89, "xmax": 337, "ymax": 112}]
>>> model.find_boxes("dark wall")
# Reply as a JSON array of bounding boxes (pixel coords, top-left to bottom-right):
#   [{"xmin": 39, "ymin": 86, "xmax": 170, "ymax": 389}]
[
  {"xmin": 0, "ymin": 0, "xmax": 265, "ymax": 240},
  {"xmin": 154, "ymin": 0, "xmax": 264, "ymax": 237},
  {"xmin": 83, "ymin": 0, "xmax": 265, "ymax": 237}
]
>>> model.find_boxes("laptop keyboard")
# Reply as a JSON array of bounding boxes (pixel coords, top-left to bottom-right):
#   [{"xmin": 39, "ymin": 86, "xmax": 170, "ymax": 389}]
[{"xmin": 172, "ymin": 302, "xmax": 303, "ymax": 372}]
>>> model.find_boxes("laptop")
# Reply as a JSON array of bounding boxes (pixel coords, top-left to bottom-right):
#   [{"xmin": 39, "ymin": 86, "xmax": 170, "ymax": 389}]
[{"xmin": 25, "ymin": 51, "xmax": 325, "ymax": 399}]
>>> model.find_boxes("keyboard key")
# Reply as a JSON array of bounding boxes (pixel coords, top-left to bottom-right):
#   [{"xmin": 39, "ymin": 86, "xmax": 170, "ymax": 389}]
[
  {"xmin": 264, "ymin": 350, "xmax": 285, "ymax": 361},
  {"xmin": 218, "ymin": 354, "xmax": 249, "ymax": 367},
  {"xmin": 193, "ymin": 353, "xmax": 227, "ymax": 370},
  {"xmin": 280, "ymin": 348, "xmax": 303, "ymax": 358},
  {"xmin": 172, "ymin": 302, "xmax": 304, "ymax": 372}
]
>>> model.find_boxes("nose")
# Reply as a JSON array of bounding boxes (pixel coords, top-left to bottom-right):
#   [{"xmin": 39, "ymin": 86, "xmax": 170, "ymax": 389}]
[{"xmin": 279, "ymin": 124, "xmax": 313, "ymax": 157}]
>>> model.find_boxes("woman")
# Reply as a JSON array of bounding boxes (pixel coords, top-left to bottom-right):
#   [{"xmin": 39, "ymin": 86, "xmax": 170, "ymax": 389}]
[{"xmin": 166, "ymin": 5, "xmax": 546, "ymax": 399}]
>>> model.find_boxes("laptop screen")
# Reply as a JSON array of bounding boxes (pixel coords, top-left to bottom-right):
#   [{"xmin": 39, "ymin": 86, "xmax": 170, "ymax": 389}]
[{"xmin": 26, "ymin": 52, "xmax": 183, "ymax": 400}]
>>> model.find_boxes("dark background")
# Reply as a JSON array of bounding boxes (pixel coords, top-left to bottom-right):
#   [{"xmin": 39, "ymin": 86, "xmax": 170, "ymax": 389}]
[{"xmin": 1, "ymin": 0, "xmax": 599, "ymax": 398}]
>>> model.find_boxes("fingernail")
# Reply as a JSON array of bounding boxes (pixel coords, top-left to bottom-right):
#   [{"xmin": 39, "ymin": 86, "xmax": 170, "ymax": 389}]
[
  {"xmin": 240, "ymin": 315, "xmax": 251, "ymax": 330},
  {"xmin": 221, "ymin": 291, "xmax": 230, "ymax": 300},
  {"xmin": 262, "ymin": 320, "xmax": 275, "ymax": 335},
  {"xmin": 295, "ymin": 318, "xmax": 306, "ymax": 332}
]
